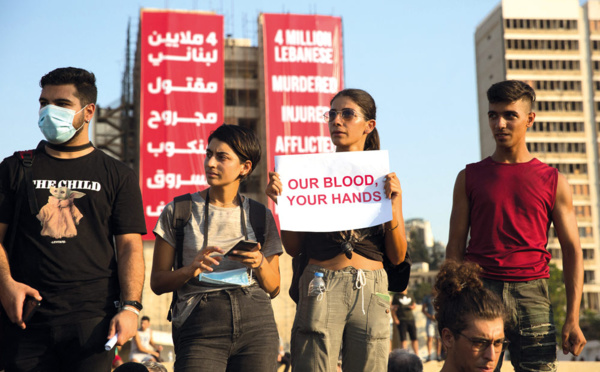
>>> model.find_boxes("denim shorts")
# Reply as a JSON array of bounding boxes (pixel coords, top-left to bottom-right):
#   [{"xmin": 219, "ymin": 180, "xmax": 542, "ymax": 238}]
[
  {"xmin": 482, "ymin": 278, "xmax": 557, "ymax": 372},
  {"xmin": 172, "ymin": 284, "xmax": 279, "ymax": 372},
  {"xmin": 291, "ymin": 264, "xmax": 391, "ymax": 372}
]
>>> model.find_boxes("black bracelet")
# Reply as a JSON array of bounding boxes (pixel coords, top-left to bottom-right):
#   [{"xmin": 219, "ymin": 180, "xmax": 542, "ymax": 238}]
[{"xmin": 121, "ymin": 300, "xmax": 143, "ymax": 311}]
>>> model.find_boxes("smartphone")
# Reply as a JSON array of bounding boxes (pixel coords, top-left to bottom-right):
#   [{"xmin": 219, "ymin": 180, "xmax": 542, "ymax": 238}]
[
  {"xmin": 224, "ymin": 240, "xmax": 258, "ymax": 258},
  {"xmin": 22, "ymin": 296, "xmax": 41, "ymax": 323}
]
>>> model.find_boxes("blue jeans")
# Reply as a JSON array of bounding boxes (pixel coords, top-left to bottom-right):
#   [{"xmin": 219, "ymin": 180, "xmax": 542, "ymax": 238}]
[
  {"xmin": 1, "ymin": 316, "xmax": 114, "ymax": 372},
  {"xmin": 482, "ymin": 278, "xmax": 557, "ymax": 372},
  {"xmin": 172, "ymin": 284, "xmax": 279, "ymax": 372},
  {"xmin": 291, "ymin": 265, "xmax": 390, "ymax": 372}
]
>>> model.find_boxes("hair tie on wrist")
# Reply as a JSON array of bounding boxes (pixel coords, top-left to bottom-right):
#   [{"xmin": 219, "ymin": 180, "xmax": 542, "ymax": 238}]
[{"xmin": 385, "ymin": 222, "xmax": 399, "ymax": 232}]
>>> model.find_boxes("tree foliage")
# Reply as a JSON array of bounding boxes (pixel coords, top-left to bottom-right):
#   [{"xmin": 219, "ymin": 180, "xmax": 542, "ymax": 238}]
[
  {"xmin": 548, "ymin": 263, "xmax": 567, "ymax": 345},
  {"xmin": 412, "ymin": 281, "xmax": 433, "ymax": 304},
  {"xmin": 407, "ymin": 230, "xmax": 429, "ymax": 263}
]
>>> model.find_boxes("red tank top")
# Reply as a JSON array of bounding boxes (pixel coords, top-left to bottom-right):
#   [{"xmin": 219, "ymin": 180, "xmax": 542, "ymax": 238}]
[{"xmin": 464, "ymin": 157, "xmax": 558, "ymax": 281}]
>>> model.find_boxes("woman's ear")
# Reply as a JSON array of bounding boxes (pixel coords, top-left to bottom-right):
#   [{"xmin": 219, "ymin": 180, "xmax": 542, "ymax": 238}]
[
  {"xmin": 240, "ymin": 160, "xmax": 252, "ymax": 178},
  {"xmin": 364, "ymin": 119, "xmax": 376, "ymax": 134}
]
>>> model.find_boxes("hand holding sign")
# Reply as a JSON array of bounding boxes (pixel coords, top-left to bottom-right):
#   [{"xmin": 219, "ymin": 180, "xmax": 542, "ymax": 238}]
[{"xmin": 275, "ymin": 151, "xmax": 393, "ymax": 232}]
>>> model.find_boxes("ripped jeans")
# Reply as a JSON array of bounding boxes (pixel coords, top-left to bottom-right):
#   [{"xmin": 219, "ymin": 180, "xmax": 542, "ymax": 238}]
[
  {"xmin": 483, "ymin": 278, "xmax": 557, "ymax": 372},
  {"xmin": 291, "ymin": 264, "xmax": 391, "ymax": 372}
]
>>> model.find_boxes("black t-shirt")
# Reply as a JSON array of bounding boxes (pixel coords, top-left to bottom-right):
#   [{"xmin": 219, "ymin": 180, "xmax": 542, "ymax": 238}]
[
  {"xmin": 0, "ymin": 142, "xmax": 146, "ymax": 326},
  {"xmin": 392, "ymin": 293, "xmax": 415, "ymax": 322}
]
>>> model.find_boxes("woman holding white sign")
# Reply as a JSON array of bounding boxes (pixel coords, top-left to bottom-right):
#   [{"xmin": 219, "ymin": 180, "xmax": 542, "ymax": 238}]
[
  {"xmin": 266, "ymin": 89, "xmax": 407, "ymax": 372},
  {"xmin": 151, "ymin": 124, "xmax": 283, "ymax": 371}
]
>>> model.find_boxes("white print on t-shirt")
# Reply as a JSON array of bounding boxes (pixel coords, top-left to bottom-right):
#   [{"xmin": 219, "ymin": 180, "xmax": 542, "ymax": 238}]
[
  {"xmin": 399, "ymin": 295, "xmax": 413, "ymax": 306},
  {"xmin": 33, "ymin": 179, "xmax": 101, "ymax": 191},
  {"xmin": 36, "ymin": 187, "xmax": 85, "ymax": 239}
]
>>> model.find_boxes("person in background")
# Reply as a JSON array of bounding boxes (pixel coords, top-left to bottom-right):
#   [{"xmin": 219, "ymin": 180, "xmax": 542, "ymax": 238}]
[
  {"xmin": 388, "ymin": 349, "xmax": 423, "ymax": 372},
  {"xmin": 141, "ymin": 361, "xmax": 168, "ymax": 372},
  {"xmin": 422, "ymin": 291, "xmax": 442, "ymax": 362},
  {"xmin": 435, "ymin": 260, "xmax": 508, "ymax": 372},
  {"xmin": 277, "ymin": 337, "xmax": 291, "ymax": 372},
  {"xmin": 114, "ymin": 362, "xmax": 148, "ymax": 372},
  {"xmin": 391, "ymin": 289, "xmax": 419, "ymax": 356},
  {"xmin": 267, "ymin": 88, "xmax": 407, "ymax": 371},
  {"xmin": 130, "ymin": 316, "xmax": 162, "ymax": 363}
]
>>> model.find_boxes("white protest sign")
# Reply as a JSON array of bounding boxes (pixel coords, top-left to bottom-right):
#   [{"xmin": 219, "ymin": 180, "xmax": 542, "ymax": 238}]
[{"xmin": 275, "ymin": 150, "xmax": 392, "ymax": 232}]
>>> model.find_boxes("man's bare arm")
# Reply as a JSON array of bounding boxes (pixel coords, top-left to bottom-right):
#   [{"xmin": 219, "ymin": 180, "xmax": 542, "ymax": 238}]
[
  {"xmin": 446, "ymin": 170, "xmax": 470, "ymax": 262},
  {"xmin": 107, "ymin": 233, "xmax": 145, "ymax": 345},
  {"xmin": 552, "ymin": 173, "xmax": 586, "ymax": 356}
]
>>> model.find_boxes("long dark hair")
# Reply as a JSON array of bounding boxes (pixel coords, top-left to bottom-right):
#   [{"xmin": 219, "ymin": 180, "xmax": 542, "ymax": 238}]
[{"xmin": 330, "ymin": 89, "xmax": 380, "ymax": 151}]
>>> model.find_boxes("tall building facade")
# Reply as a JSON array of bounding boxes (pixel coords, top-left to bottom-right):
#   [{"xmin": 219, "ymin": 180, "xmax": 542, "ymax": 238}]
[
  {"xmin": 405, "ymin": 217, "xmax": 435, "ymax": 248},
  {"xmin": 475, "ymin": 0, "xmax": 600, "ymax": 311}
]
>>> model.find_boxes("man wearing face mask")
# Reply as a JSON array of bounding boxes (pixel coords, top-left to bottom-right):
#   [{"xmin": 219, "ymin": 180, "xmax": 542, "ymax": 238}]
[{"xmin": 0, "ymin": 67, "xmax": 146, "ymax": 371}]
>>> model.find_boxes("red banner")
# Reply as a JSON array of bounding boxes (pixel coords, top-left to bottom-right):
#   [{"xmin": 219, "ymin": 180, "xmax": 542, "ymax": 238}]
[
  {"xmin": 140, "ymin": 10, "xmax": 224, "ymax": 238},
  {"xmin": 261, "ymin": 13, "xmax": 344, "ymax": 219}
]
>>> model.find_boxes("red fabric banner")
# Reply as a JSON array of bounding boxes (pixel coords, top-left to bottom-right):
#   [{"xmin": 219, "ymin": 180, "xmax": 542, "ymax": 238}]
[
  {"xmin": 140, "ymin": 10, "xmax": 224, "ymax": 238},
  {"xmin": 261, "ymin": 13, "xmax": 344, "ymax": 221}
]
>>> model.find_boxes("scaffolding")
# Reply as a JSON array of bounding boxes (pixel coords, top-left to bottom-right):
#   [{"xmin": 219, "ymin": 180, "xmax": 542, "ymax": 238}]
[{"xmin": 93, "ymin": 19, "xmax": 140, "ymax": 173}]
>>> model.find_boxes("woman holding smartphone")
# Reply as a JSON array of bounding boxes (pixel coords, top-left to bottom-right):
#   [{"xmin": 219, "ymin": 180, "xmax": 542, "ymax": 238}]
[
  {"xmin": 266, "ymin": 89, "xmax": 407, "ymax": 372},
  {"xmin": 152, "ymin": 124, "xmax": 283, "ymax": 371}
]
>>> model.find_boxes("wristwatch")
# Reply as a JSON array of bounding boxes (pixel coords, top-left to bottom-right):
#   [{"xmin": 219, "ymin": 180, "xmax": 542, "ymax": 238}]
[{"xmin": 122, "ymin": 300, "xmax": 143, "ymax": 311}]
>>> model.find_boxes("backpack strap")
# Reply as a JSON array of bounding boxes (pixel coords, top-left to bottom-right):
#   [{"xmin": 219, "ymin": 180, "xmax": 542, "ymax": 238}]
[
  {"xmin": 172, "ymin": 193, "xmax": 193, "ymax": 270},
  {"xmin": 6, "ymin": 150, "xmax": 37, "ymax": 255},
  {"xmin": 248, "ymin": 198, "xmax": 266, "ymax": 245},
  {"xmin": 17, "ymin": 150, "xmax": 39, "ymax": 216},
  {"xmin": 167, "ymin": 193, "xmax": 192, "ymax": 322}
]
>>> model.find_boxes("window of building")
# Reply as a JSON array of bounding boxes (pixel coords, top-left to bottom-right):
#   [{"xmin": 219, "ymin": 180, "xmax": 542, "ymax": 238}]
[
  {"xmin": 548, "ymin": 163, "xmax": 588, "ymax": 175},
  {"xmin": 534, "ymin": 80, "xmax": 582, "ymax": 92},
  {"xmin": 536, "ymin": 101, "xmax": 583, "ymax": 112},
  {"xmin": 579, "ymin": 226, "xmax": 593, "ymax": 238},
  {"xmin": 584, "ymin": 270, "xmax": 596, "ymax": 284},
  {"xmin": 224, "ymin": 61, "xmax": 258, "ymax": 79},
  {"xmin": 225, "ymin": 89, "xmax": 258, "ymax": 107},
  {"xmin": 505, "ymin": 18, "xmax": 577, "ymax": 30},
  {"xmin": 548, "ymin": 247, "xmax": 562, "ymax": 259},
  {"xmin": 571, "ymin": 184, "xmax": 590, "ymax": 196},
  {"xmin": 574, "ymin": 205, "xmax": 592, "ymax": 217},
  {"xmin": 505, "ymin": 39, "xmax": 578, "ymax": 51},
  {"xmin": 507, "ymin": 59, "xmax": 580, "ymax": 71},
  {"xmin": 527, "ymin": 142, "xmax": 586, "ymax": 153},
  {"xmin": 583, "ymin": 248, "xmax": 595, "ymax": 260}
]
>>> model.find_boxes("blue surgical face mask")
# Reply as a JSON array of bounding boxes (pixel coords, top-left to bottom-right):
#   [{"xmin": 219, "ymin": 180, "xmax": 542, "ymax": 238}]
[
  {"xmin": 198, "ymin": 268, "xmax": 250, "ymax": 286},
  {"xmin": 38, "ymin": 104, "xmax": 87, "ymax": 144}
]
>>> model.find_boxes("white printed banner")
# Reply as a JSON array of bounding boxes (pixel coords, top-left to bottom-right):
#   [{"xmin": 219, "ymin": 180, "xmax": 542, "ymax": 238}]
[{"xmin": 275, "ymin": 150, "xmax": 392, "ymax": 232}]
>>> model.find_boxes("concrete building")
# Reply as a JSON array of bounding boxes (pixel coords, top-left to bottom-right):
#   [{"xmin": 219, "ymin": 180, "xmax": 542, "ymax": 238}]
[
  {"xmin": 475, "ymin": 0, "xmax": 600, "ymax": 311},
  {"xmin": 405, "ymin": 218, "xmax": 435, "ymax": 249}
]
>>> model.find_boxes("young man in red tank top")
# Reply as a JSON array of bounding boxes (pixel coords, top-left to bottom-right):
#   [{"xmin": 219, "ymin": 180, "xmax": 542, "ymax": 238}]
[{"xmin": 446, "ymin": 80, "xmax": 586, "ymax": 372}]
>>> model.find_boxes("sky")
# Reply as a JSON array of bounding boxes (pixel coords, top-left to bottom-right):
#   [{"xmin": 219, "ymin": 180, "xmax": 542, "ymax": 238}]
[{"xmin": 0, "ymin": 0, "xmax": 508, "ymax": 244}]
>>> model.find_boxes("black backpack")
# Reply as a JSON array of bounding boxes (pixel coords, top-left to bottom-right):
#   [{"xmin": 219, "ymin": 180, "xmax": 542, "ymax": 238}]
[{"xmin": 167, "ymin": 193, "xmax": 266, "ymax": 321}]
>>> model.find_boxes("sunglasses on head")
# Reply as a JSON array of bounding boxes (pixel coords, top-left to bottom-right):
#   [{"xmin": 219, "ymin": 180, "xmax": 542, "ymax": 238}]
[{"xmin": 323, "ymin": 108, "xmax": 361, "ymax": 123}]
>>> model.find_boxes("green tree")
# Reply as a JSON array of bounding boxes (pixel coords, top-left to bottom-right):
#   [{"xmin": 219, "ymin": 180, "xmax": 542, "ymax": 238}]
[
  {"xmin": 581, "ymin": 309, "xmax": 600, "ymax": 341},
  {"xmin": 412, "ymin": 281, "xmax": 433, "ymax": 304},
  {"xmin": 407, "ymin": 230, "xmax": 429, "ymax": 263},
  {"xmin": 548, "ymin": 263, "xmax": 567, "ymax": 345}
]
